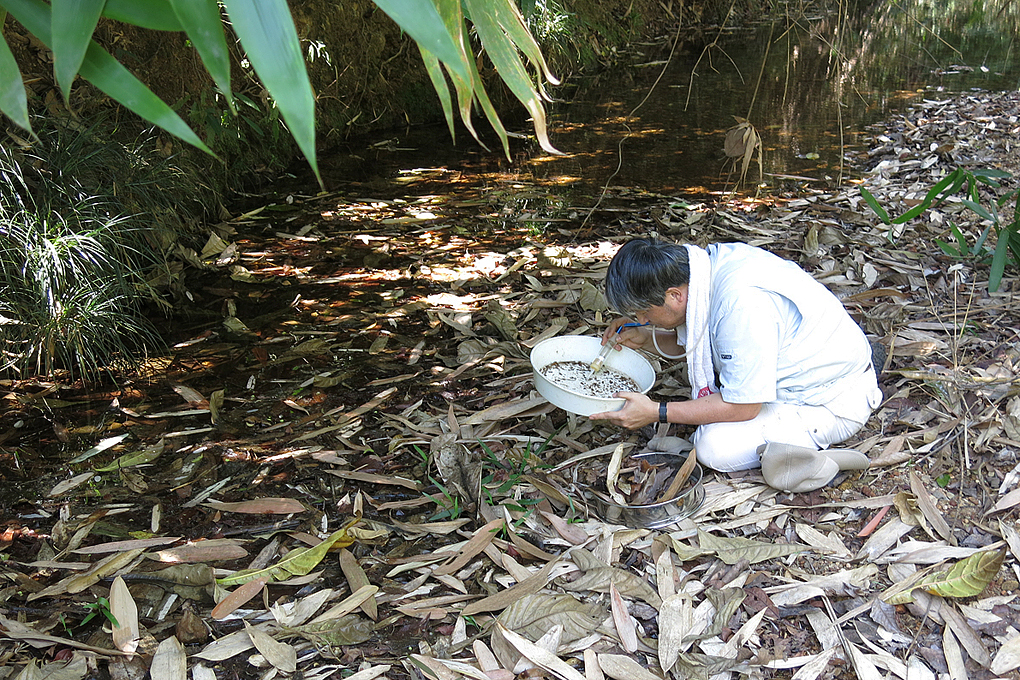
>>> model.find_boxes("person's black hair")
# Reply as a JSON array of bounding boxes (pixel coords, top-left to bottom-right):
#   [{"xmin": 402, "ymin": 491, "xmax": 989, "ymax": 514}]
[{"xmin": 605, "ymin": 238, "xmax": 690, "ymax": 315}]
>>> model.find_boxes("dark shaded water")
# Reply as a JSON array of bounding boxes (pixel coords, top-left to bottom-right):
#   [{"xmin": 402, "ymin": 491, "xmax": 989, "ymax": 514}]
[
  {"xmin": 524, "ymin": 0, "xmax": 1020, "ymax": 195},
  {"xmin": 324, "ymin": 0, "xmax": 1019, "ymax": 199}
]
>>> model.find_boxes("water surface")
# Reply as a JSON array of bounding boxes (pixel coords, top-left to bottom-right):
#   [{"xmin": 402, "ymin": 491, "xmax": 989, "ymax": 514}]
[{"xmin": 523, "ymin": 0, "xmax": 1020, "ymax": 195}]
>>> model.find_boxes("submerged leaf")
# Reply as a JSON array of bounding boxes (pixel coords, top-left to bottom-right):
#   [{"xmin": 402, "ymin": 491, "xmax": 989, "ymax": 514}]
[{"xmin": 94, "ymin": 440, "xmax": 165, "ymax": 472}]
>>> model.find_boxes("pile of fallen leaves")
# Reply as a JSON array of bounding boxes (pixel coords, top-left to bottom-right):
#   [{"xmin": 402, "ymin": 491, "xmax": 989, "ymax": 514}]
[{"xmin": 2, "ymin": 90, "xmax": 1020, "ymax": 680}]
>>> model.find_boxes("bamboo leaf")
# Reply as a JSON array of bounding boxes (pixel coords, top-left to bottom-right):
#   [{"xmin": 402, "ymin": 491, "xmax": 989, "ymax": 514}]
[
  {"xmin": 102, "ymin": 0, "xmax": 182, "ymax": 30},
  {"xmin": 168, "ymin": 0, "xmax": 234, "ymax": 112},
  {"xmin": 558, "ymin": 548, "xmax": 661, "ymax": 607},
  {"xmin": 463, "ymin": 0, "xmax": 560, "ymax": 155},
  {"xmin": 3, "ymin": 0, "xmax": 213, "ymax": 155},
  {"xmin": 211, "ymin": 577, "xmax": 269, "ymax": 620},
  {"xmin": 495, "ymin": 623, "xmax": 587, "ymax": 680},
  {"xmin": 890, "ymin": 201, "xmax": 931, "ymax": 225},
  {"xmin": 94, "ymin": 440, "xmax": 164, "ymax": 472},
  {"xmin": 216, "ymin": 521, "xmax": 357, "ymax": 586},
  {"xmin": 961, "ymin": 198, "xmax": 996, "ymax": 223},
  {"xmin": 150, "ymin": 636, "xmax": 187, "ymax": 680},
  {"xmin": 972, "ymin": 167, "xmax": 1010, "ymax": 185},
  {"xmin": 486, "ymin": 0, "xmax": 559, "ymax": 88},
  {"xmin": 431, "ymin": 0, "xmax": 499, "ymax": 152},
  {"xmin": 989, "ymin": 231, "xmax": 1010, "ymax": 293},
  {"xmin": 598, "ymin": 653, "xmax": 668, "ymax": 680},
  {"xmin": 926, "ymin": 548, "xmax": 1004, "ymax": 598},
  {"xmin": 0, "ymin": 22, "xmax": 31, "ymax": 133},
  {"xmin": 497, "ymin": 593, "xmax": 606, "ymax": 645},
  {"xmin": 60, "ymin": 548, "xmax": 145, "ymax": 596},
  {"xmin": 887, "ymin": 548, "xmax": 1005, "ymax": 604},
  {"xmin": 282, "ymin": 614, "xmax": 374, "ymax": 647},
  {"xmin": 372, "ymin": 0, "xmax": 470, "ymax": 84},
  {"xmin": 418, "ymin": 46, "xmax": 456, "ymax": 141},
  {"xmin": 610, "ymin": 582, "xmax": 638, "ymax": 652},
  {"xmin": 245, "ymin": 622, "xmax": 297, "ymax": 674},
  {"xmin": 926, "ymin": 169, "xmax": 966, "ymax": 204},
  {"xmin": 203, "ymin": 497, "xmax": 305, "ymax": 514},
  {"xmin": 338, "ymin": 549, "xmax": 377, "ymax": 620},
  {"xmin": 51, "ymin": 0, "xmax": 104, "ymax": 100},
  {"xmin": 78, "ymin": 41, "xmax": 213, "ymax": 153},
  {"xmin": 110, "ymin": 576, "xmax": 140, "ymax": 657},
  {"xmin": 221, "ymin": 0, "xmax": 319, "ymax": 185},
  {"xmin": 697, "ymin": 528, "xmax": 809, "ymax": 564},
  {"xmin": 860, "ymin": 187, "xmax": 890, "ymax": 224}
]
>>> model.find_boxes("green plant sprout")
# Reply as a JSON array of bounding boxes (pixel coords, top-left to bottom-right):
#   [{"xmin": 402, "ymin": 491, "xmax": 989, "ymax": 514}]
[
  {"xmin": 80, "ymin": 596, "xmax": 119, "ymax": 628},
  {"xmin": 479, "ymin": 428, "xmax": 559, "ymax": 504},
  {"xmin": 428, "ymin": 477, "xmax": 461, "ymax": 521},
  {"xmin": 860, "ymin": 167, "xmax": 1020, "ymax": 291},
  {"xmin": 412, "ymin": 444, "xmax": 463, "ymax": 521}
]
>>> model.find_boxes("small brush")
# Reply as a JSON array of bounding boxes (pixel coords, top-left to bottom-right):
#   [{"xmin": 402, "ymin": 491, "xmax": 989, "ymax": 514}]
[{"xmin": 590, "ymin": 322, "xmax": 649, "ymax": 373}]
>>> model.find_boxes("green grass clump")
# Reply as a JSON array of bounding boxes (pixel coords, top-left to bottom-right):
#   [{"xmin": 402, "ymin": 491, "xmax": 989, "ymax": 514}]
[{"xmin": 0, "ymin": 117, "xmax": 214, "ymax": 382}]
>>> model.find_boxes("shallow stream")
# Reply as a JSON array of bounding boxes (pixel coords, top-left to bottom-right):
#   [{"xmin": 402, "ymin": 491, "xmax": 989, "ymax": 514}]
[{"xmin": 320, "ymin": 0, "xmax": 1020, "ymax": 199}]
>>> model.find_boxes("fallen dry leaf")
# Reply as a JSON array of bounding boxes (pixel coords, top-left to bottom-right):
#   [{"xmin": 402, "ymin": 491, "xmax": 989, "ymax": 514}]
[{"xmin": 110, "ymin": 576, "xmax": 140, "ymax": 658}]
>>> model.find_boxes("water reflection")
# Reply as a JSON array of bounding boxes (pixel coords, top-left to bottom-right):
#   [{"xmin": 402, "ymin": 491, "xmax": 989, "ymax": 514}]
[{"xmin": 528, "ymin": 0, "xmax": 1020, "ymax": 194}]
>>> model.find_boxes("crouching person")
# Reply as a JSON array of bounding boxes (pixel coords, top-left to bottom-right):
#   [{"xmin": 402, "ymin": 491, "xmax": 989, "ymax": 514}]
[{"xmin": 589, "ymin": 238, "xmax": 883, "ymax": 492}]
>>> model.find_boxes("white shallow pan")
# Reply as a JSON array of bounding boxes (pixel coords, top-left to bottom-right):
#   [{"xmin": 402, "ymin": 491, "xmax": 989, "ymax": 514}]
[{"xmin": 530, "ymin": 335, "xmax": 656, "ymax": 416}]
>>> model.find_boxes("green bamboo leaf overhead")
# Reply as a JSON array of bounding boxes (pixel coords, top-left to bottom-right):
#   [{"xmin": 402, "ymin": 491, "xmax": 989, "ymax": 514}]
[
  {"xmin": 168, "ymin": 0, "xmax": 234, "ymax": 113},
  {"xmin": 102, "ymin": 0, "xmax": 182, "ymax": 31},
  {"xmin": 463, "ymin": 0, "xmax": 561, "ymax": 155},
  {"xmin": 51, "ymin": 0, "xmax": 104, "ymax": 100},
  {"xmin": 0, "ymin": 0, "xmax": 559, "ymax": 175},
  {"xmin": 422, "ymin": 0, "xmax": 510, "ymax": 157},
  {"xmin": 372, "ymin": 0, "xmax": 470, "ymax": 84},
  {"xmin": 487, "ymin": 0, "xmax": 559, "ymax": 91},
  {"xmin": 433, "ymin": 0, "xmax": 495, "ymax": 148},
  {"xmin": 221, "ymin": 0, "xmax": 319, "ymax": 185},
  {"xmin": 418, "ymin": 48, "xmax": 457, "ymax": 141},
  {"xmin": 3, "ymin": 0, "xmax": 213, "ymax": 154},
  {"xmin": 0, "ymin": 11, "xmax": 30, "ymax": 133}
]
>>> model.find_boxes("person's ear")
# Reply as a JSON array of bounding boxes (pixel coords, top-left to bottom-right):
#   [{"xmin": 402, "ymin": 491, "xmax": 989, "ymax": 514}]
[{"xmin": 667, "ymin": 286, "xmax": 687, "ymax": 305}]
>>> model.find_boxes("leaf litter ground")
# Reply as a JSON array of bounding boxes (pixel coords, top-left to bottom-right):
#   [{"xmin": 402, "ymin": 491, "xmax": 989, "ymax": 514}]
[{"xmin": 2, "ymin": 90, "xmax": 1020, "ymax": 680}]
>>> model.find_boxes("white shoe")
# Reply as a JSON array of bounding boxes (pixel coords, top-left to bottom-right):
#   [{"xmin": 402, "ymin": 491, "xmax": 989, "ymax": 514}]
[{"xmin": 759, "ymin": 443, "xmax": 870, "ymax": 493}]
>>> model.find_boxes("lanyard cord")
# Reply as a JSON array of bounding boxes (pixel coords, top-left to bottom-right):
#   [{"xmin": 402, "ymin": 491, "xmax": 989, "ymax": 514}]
[{"xmin": 650, "ymin": 326, "xmax": 687, "ymax": 359}]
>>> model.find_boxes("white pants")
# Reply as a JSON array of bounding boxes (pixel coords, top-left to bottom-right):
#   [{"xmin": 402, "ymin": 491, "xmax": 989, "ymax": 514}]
[{"xmin": 693, "ymin": 368, "xmax": 883, "ymax": 473}]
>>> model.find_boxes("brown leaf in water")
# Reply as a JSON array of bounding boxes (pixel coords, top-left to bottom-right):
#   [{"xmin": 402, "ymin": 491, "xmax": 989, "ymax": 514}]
[
  {"xmin": 338, "ymin": 548, "xmax": 378, "ymax": 620},
  {"xmin": 211, "ymin": 577, "xmax": 269, "ymax": 620},
  {"xmin": 153, "ymin": 540, "xmax": 249, "ymax": 564},
  {"xmin": 203, "ymin": 498, "xmax": 306, "ymax": 514}
]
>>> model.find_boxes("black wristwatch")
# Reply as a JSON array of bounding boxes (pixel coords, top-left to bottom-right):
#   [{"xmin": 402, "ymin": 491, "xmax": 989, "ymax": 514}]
[{"xmin": 659, "ymin": 402, "xmax": 668, "ymax": 424}]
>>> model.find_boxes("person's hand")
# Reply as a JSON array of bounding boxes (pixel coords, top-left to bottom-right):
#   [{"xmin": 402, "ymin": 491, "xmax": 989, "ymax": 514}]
[
  {"xmin": 602, "ymin": 318, "xmax": 651, "ymax": 351},
  {"xmin": 589, "ymin": 392, "xmax": 657, "ymax": 429}
]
